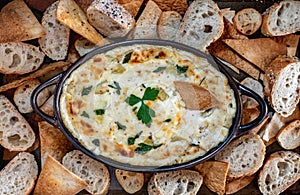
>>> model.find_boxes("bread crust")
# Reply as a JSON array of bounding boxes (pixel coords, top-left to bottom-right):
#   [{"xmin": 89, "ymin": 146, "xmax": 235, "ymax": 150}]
[{"xmin": 233, "ymin": 8, "xmax": 262, "ymax": 35}]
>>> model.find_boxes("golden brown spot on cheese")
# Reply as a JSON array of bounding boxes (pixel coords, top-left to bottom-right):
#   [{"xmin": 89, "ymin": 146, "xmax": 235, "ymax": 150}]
[
  {"xmin": 102, "ymin": 144, "xmax": 108, "ymax": 152},
  {"xmin": 70, "ymin": 100, "xmax": 85, "ymax": 115},
  {"xmin": 90, "ymin": 65, "xmax": 104, "ymax": 79},
  {"xmin": 157, "ymin": 51, "xmax": 167, "ymax": 59},
  {"xmin": 93, "ymin": 57, "xmax": 102, "ymax": 62},
  {"xmin": 141, "ymin": 49, "xmax": 155, "ymax": 59},
  {"xmin": 130, "ymin": 52, "xmax": 143, "ymax": 64},
  {"xmin": 114, "ymin": 143, "xmax": 133, "ymax": 157},
  {"xmin": 79, "ymin": 120, "xmax": 96, "ymax": 135}
]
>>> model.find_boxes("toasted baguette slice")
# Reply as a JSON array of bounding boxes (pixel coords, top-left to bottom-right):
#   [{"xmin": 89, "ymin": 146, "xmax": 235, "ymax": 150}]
[
  {"xmin": 233, "ymin": 8, "xmax": 262, "ymax": 35},
  {"xmin": 87, "ymin": 0, "xmax": 135, "ymax": 38},
  {"xmin": 259, "ymin": 112, "xmax": 284, "ymax": 143},
  {"xmin": 0, "ymin": 42, "xmax": 45, "ymax": 74},
  {"xmin": 0, "ymin": 95, "xmax": 35, "ymax": 151},
  {"xmin": 62, "ymin": 150, "xmax": 110, "ymax": 195},
  {"xmin": 14, "ymin": 79, "xmax": 50, "ymax": 114},
  {"xmin": 34, "ymin": 155, "xmax": 88, "ymax": 195},
  {"xmin": 277, "ymin": 120, "xmax": 300, "ymax": 150},
  {"xmin": 215, "ymin": 134, "xmax": 266, "ymax": 179},
  {"xmin": 132, "ymin": 0, "xmax": 162, "ymax": 39},
  {"xmin": 38, "ymin": 1, "xmax": 70, "ymax": 60},
  {"xmin": 148, "ymin": 170, "xmax": 203, "ymax": 195},
  {"xmin": 0, "ymin": 152, "xmax": 38, "ymax": 195},
  {"xmin": 265, "ymin": 56, "xmax": 300, "ymax": 117},
  {"xmin": 157, "ymin": 11, "xmax": 182, "ymax": 41},
  {"xmin": 261, "ymin": 0, "xmax": 300, "ymax": 36},
  {"xmin": 175, "ymin": 0, "xmax": 224, "ymax": 52},
  {"xmin": 115, "ymin": 169, "xmax": 144, "ymax": 194},
  {"xmin": 258, "ymin": 151, "xmax": 300, "ymax": 195},
  {"xmin": 0, "ymin": 0, "xmax": 46, "ymax": 43},
  {"xmin": 225, "ymin": 175, "xmax": 255, "ymax": 194}
]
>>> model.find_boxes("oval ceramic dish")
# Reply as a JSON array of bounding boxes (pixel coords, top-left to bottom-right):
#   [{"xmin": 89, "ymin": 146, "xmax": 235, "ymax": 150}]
[{"xmin": 31, "ymin": 39, "xmax": 267, "ymax": 172}]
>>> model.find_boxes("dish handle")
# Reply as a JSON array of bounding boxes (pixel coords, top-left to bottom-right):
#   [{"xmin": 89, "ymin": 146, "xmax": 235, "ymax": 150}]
[
  {"xmin": 235, "ymin": 83, "xmax": 268, "ymax": 137},
  {"xmin": 31, "ymin": 73, "xmax": 62, "ymax": 128}
]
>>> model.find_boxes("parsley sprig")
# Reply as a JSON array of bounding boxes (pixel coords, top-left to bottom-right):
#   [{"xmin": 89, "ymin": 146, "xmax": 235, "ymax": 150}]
[{"xmin": 126, "ymin": 87, "xmax": 159, "ymax": 127}]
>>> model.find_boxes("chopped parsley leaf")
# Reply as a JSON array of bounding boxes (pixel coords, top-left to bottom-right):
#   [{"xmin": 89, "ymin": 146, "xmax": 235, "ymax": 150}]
[{"xmin": 81, "ymin": 85, "xmax": 93, "ymax": 96}]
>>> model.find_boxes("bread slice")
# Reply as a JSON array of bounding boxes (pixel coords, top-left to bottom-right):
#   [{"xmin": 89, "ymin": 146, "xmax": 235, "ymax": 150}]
[
  {"xmin": 0, "ymin": 95, "xmax": 35, "ymax": 151},
  {"xmin": 0, "ymin": 42, "xmax": 45, "ymax": 74},
  {"xmin": 87, "ymin": 0, "xmax": 135, "ymax": 38},
  {"xmin": 132, "ymin": 0, "xmax": 162, "ymax": 39},
  {"xmin": 225, "ymin": 175, "xmax": 255, "ymax": 194},
  {"xmin": 215, "ymin": 134, "xmax": 266, "ymax": 180},
  {"xmin": 0, "ymin": 152, "xmax": 38, "ymax": 195},
  {"xmin": 57, "ymin": 0, "xmax": 105, "ymax": 45},
  {"xmin": 174, "ymin": 81, "xmax": 219, "ymax": 111},
  {"xmin": 34, "ymin": 155, "xmax": 88, "ymax": 195},
  {"xmin": 13, "ymin": 79, "xmax": 51, "ymax": 114},
  {"xmin": 272, "ymin": 34, "xmax": 300, "ymax": 57},
  {"xmin": 152, "ymin": 0, "xmax": 188, "ymax": 15},
  {"xmin": 74, "ymin": 37, "xmax": 99, "ymax": 56},
  {"xmin": 194, "ymin": 161, "xmax": 229, "ymax": 195},
  {"xmin": 277, "ymin": 120, "xmax": 300, "ymax": 150},
  {"xmin": 115, "ymin": 169, "xmax": 144, "ymax": 194},
  {"xmin": 117, "ymin": 0, "xmax": 144, "ymax": 17},
  {"xmin": 175, "ymin": 0, "xmax": 224, "ymax": 52},
  {"xmin": 258, "ymin": 151, "xmax": 300, "ymax": 195},
  {"xmin": 223, "ymin": 38, "xmax": 287, "ymax": 72},
  {"xmin": 261, "ymin": 0, "xmax": 300, "ymax": 36},
  {"xmin": 0, "ymin": 0, "xmax": 46, "ymax": 43},
  {"xmin": 221, "ymin": 8, "xmax": 235, "ymax": 23},
  {"xmin": 40, "ymin": 95, "xmax": 54, "ymax": 116},
  {"xmin": 148, "ymin": 170, "xmax": 203, "ymax": 195},
  {"xmin": 39, "ymin": 121, "xmax": 74, "ymax": 167},
  {"xmin": 233, "ymin": 8, "xmax": 262, "ymax": 35},
  {"xmin": 62, "ymin": 150, "xmax": 110, "ymax": 195},
  {"xmin": 38, "ymin": 1, "xmax": 70, "ymax": 60},
  {"xmin": 264, "ymin": 56, "xmax": 300, "ymax": 117},
  {"xmin": 157, "ymin": 11, "xmax": 182, "ymax": 41}
]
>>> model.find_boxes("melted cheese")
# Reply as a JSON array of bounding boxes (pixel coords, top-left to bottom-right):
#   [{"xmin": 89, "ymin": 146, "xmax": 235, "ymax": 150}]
[{"xmin": 60, "ymin": 45, "xmax": 236, "ymax": 166}]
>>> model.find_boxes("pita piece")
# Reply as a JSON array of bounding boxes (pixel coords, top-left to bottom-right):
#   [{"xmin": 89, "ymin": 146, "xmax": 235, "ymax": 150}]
[
  {"xmin": 194, "ymin": 161, "xmax": 229, "ymax": 195},
  {"xmin": 117, "ymin": 0, "xmax": 144, "ymax": 17},
  {"xmin": 34, "ymin": 155, "xmax": 88, "ymax": 195},
  {"xmin": 39, "ymin": 121, "xmax": 74, "ymax": 167},
  {"xmin": 0, "ymin": 61, "xmax": 71, "ymax": 93},
  {"xmin": 225, "ymin": 175, "xmax": 255, "ymax": 194},
  {"xmin": 152, "ymin": 0, "xmax": 188, "ymax": 15},
  {"xmin": 223, "ymin": 38, "xmax": 287, "ymax": 71},
  {"xmin": 174, "ymin": 81, "xmax": 219, "ymax": 111},
  {"xmin": 272, "ymin": 34, "xmax": 300, "ymax": 56},
  {"xmin": 0, "ymin": 0, "xmax": 46, "ymax": 43},
  {"xmin": 56, "ymin": 0, "xmax": 105, "ymax": 45},
  {"xmin": 24, "ymin": 0, "xmax": 57, "ymax": 12}
]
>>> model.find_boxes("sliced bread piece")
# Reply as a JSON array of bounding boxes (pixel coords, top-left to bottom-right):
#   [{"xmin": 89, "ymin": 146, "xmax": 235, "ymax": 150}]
[
  {"xmin": 62, "ymin": 150, "xmax": 110, "ymax": 195},
  {"xmin": 175, "ymin": 0, "xmax": 224, "ymax": 52},
  {"xmin": 87, "ymin": 0, "xmax": 135, "ymax": 38},
  {"xmin": 40, "ymin": 95, "xmax": 54, "ymax": 116},
  {"xmin": 38, "ymin": 1, "xmax": 70, "ymax": 60},
  {"xmin": 223, "ymin": 38, "xmax": 287, "ymax": 72},
  {"xmin": 14, "ymin": 79, "xmax": 51, "ymax": 114},
  {"xmin": 221, "ymin": 8, "xmax": 235, "ymax": 23},
  {"xmin": 74, "ymin": 37, "xmax": 99, "ymax": 56},
  {"xmin": 0, "ymin": 152, "xmax": 38, "ymax": 195},
  {"xmin": 258, "ymin": 151, "xmax": 300, "ymax": 195},
  {"xmin": 261, "ymin": 0, "xmax": 300, "ymax": 36},
  {"xmin": 277, "ymin": 119, "xmax": 300, "ymax": 150},
  {"xmin": 115, "ymin": 169, "xmax": 144, "ymax": 194},
  {"xmin": 39, "ymin": 121, "xmax": 74, "ymax": 167},
  {"xmin": 194, "ymin": 161, "xmax": 229, "ymax": 195},
  {"xmin": 157, "ymin": 11, "xmax": 182, "ymax": 41},
  {"xmin": 148, "ymin": 170, "xmax": 203, "ymax": 195},
  {"xmin": 0, "ymin": 42, "xmax": 45, "ymax": 74},
  {"xmin": 0, "ymin": 0, "xmax": 46, "ymax": 43},
  {"xmin": 215, "ymin": 134, "xmax": 266, "ymax": 180},
  {"xmin": 0, "ymin": 95, "xmax": 35, "ymax": 151},
  {"xmin": 264, "ymin": 55, "xmax": 300, "ymax": 117},
  {"xmin": 233, "ymin": 8, "xmax": 262, "ymax": 35},
  {"xmin": 57, "ymin": 0, "xmax": 105, "ymax": 45},
  {"xmin": 225, "ymin": 175, "xmax": 255, "ymax": 194},
  {"xmin": 132, "ymin": 0, "xmax": 162, "ymax": 39},
  {"xmin": 34, "ymin": 155, "xmax": 88, "ymax": 195}
]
